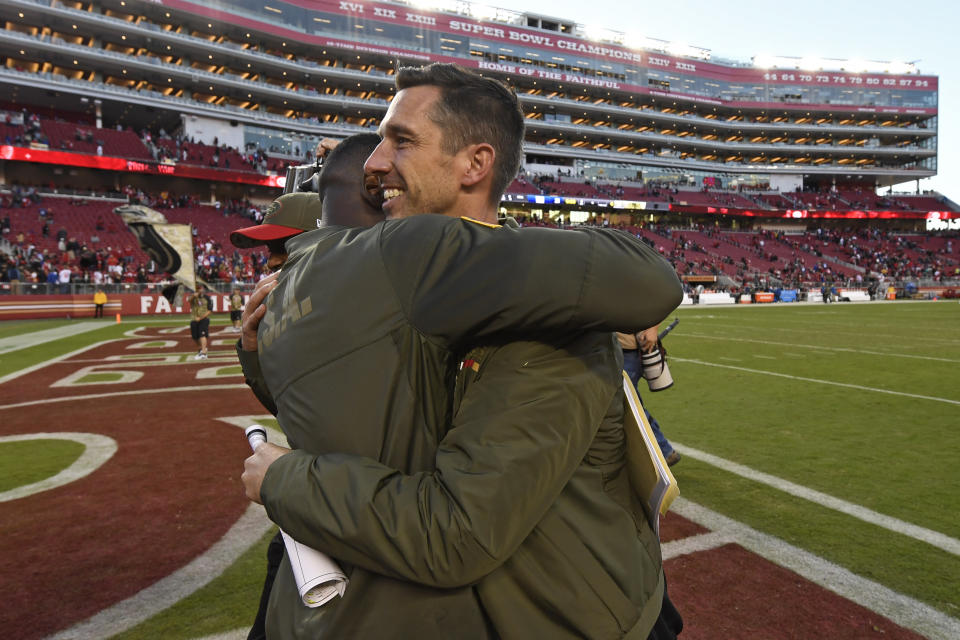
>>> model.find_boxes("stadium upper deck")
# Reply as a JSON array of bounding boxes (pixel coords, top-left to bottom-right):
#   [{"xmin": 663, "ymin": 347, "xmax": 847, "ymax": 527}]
[{"xmin": 0, "ymin": 0, "xmax": 943, "ymax": 205}]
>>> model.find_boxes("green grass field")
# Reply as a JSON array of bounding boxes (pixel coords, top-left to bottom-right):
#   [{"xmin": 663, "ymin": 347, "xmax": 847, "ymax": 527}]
[
  {"xmin": 653, "ymin": 301, "xmax": 960, "ymax": 617},
  {"xmin": 2, "ymin": 301, "xmax": 958, "ymax": 637}
]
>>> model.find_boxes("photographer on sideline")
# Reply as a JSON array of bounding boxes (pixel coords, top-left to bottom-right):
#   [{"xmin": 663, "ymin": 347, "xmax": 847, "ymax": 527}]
[{"xmin": 617, "ymin": 326, "xmax": 681, "ymax": 466}]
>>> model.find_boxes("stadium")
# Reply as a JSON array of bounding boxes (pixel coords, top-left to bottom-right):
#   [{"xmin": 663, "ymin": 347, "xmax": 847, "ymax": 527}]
[{"xmin": 0, "ymin": 1, "xmax": 958, "ymax": 639}]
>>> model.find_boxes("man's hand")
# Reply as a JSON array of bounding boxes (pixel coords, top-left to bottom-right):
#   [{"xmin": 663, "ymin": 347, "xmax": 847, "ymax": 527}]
[
  {"xmin": 241, "ymin": 272, "xmax": 279, "ymax": 351},
  {"xmin": 316, "ymin": 137, "xmax": 340, "ymax": 159},
  {"xmin": 638, "ymin": 326, "xmax": 659, "ymax": 353},
  {"xmin": 242, "ymin": 442, "xmax": 291, "ymax": 504}
]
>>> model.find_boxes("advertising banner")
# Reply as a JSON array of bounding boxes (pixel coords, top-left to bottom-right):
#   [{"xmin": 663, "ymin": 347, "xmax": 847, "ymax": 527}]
[{"xmin": 0, "ymin": 293, "xmax": 244, "ymax": 321}]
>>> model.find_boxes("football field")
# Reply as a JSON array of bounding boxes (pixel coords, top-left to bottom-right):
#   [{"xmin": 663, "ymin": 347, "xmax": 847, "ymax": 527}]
[{"xmin": 0, "ymin": 301, "xmax": 957, "ymax": 639}]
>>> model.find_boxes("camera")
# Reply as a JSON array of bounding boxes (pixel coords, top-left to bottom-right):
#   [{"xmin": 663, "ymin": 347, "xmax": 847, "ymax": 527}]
[
  {"xmin": 640, "ymin": 347, "xmax": 673, "ymax": 392},
  {"xmin": 282, "ymin": 160, "xmax": 323, "ymax": 195}
]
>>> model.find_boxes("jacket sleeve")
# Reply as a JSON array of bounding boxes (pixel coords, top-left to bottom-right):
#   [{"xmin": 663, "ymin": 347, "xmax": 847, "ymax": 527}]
[
  {"xmin": 236, "ymin": 340, "xmax": 277, "ymax": 416},
  {"xmin": 260, "ymin": 333, "xmax": 621, "ymax": 588},
  {"xmin": 380, "ymin": 216, "xmax": 682, "ymax": 350}
]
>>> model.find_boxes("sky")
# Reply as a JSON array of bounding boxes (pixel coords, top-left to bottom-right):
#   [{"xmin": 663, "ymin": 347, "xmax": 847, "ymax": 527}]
[{"xmin": 508, "ymin": 0, "xmax": 957, "ymax": 201}]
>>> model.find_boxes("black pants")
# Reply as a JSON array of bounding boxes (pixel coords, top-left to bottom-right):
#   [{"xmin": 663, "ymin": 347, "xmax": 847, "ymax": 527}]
[
  {"xmin": 647, "ymin": 579, "xmax": 684, "ymax": 639},
  {"xmin": 247, "ymin": 531, "xmax": 286, "ymax": 640},
  {"xmin": 94, "ymin": 303, "xmax": 104, "ymax": 318}
]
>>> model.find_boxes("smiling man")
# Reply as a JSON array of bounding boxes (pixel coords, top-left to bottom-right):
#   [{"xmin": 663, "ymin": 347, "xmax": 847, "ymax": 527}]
[
  {"xmin": 244, "ymin": 63, "xmax": 682, "ymax": 639},
  {"xmin": 365, "ymin": 66, "xmax": 521, "ymax": 223}
]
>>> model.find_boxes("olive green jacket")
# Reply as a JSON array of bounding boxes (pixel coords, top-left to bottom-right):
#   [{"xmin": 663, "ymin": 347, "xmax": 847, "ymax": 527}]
[{"xmin": 255, "ymin": 214, "xmax": 681, "ymax": 638}]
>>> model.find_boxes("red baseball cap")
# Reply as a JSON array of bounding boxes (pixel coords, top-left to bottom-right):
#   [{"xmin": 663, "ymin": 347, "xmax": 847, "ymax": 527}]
[{"xmin": 230, "ymin": 193, "xmax": 322, "ymax": 248}]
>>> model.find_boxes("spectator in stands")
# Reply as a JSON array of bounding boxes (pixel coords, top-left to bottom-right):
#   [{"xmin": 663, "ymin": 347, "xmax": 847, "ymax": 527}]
[
  {"xmin": 3, "ymin": 258, "xmax": 21, "ymax": 294},
  {"xmin": 57, "ymin": 264, "xmax": 72, "ymax": 294}
]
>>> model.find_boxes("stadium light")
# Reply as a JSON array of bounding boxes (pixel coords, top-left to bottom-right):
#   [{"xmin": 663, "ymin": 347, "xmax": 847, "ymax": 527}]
[
  {"xmin": 845, "ymin": 58, "xmax": 870, "ymax": 73},
  {"xmin": 751, "ymin": 54, "xmax": 775, "ymax": 69},
  {"xmin": 469, "ymin": 3, "xmax": 497, "ymax": 21},
  {"xmin": 886, "ymin": 61, "xmax": 913, "ymax": 75},
  {"xmin": 583, "ymin": 24, "xmax": 615, "ymax": 42},
  {"xmin": 665, "ymin": 41, "xmax": 711, "ymax": 60},
  {"xmin": 410, "ymin": 0, "xmax": 453, "ymax": 12}
]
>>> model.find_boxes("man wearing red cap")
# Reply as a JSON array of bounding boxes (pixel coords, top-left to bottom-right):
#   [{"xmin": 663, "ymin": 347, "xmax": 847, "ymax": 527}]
[{"xmin": 230, "ymin": 192, "xmax": 324, "ymax": 273}]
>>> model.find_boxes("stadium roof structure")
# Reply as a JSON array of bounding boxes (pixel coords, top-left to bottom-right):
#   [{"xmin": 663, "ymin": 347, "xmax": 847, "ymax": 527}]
[{"xmin": 0, "ymin": 0, "xmax": 946, "ymax": 217}]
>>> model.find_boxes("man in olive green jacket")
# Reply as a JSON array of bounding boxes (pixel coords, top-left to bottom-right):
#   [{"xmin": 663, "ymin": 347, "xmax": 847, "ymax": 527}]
[{"xmin": 243, "ymin": 64, "xmax": 682, "ymax": 639}]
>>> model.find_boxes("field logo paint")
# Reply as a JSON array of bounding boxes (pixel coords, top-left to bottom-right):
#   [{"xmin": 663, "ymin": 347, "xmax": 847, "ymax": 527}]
[
  {"xmin": 51, "ymin": 365, "xmax": 144, "ymax": 387},
  {"xmin": 196, "ymin": 365, "xmax": 244, "ymax": 380},
  {"xmin": 0, "ymin": 432, "xmax": 117, "ymax": 502},
  {"xmin": 127, "ymin": 340, "xmax": 179, "ymax": 349}
]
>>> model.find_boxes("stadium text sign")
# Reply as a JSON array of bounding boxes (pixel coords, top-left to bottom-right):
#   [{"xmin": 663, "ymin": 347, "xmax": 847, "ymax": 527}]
[
  {"xmin": 0, "ymin": 146, "xmax": 283, "ymax": 188},
  {"xmin": 926, "ymin": 214, "xmax": 960, "ymax": 231},
  {"xmin": 477, "ymin": 60, "xmax": 621, "ymax": 88}
]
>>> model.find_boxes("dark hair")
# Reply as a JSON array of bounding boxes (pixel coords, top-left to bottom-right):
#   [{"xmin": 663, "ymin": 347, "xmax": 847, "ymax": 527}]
[
  {"xmin": 318, "ymin": 133, "xmax": 381, "ymax": 198},
  {"xmin": 396, "ymin": 63, "xmax": 524, "ymax": 206}
]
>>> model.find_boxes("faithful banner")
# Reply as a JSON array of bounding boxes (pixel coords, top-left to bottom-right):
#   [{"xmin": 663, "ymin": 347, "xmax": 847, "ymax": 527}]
[{"xmin": 115, "ymin": 205, "xmax": 196, "ymax": 291}]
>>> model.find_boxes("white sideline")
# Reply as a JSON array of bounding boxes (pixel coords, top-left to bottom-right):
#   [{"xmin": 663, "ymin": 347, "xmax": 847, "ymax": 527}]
[
  {"xmin": 0, "ymin": 321, "xmax": 111, "ymax": 355},
  {"xmin": 672, "ymin": 499, "xmax": 960, "ymax": 640},
  {"xmin": 0, "ymin": 340, "xmax": 115, "ymax": 385},
  {"xmin": 680, "ymin": 331, "xmax": 960, "ymax": 363},
  {"xmin": 672, "ymin": 357, "xmax": 960, "ymax": 406},
  {"xmin": 674, "ymin": 443, "xmax": 960, "ymax": 557}
]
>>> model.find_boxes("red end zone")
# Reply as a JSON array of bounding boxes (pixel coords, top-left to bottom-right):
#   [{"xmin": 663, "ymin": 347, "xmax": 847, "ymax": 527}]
[{"xmin": 0, "ymin": 326, "xmax": 264, "ymax": 639}]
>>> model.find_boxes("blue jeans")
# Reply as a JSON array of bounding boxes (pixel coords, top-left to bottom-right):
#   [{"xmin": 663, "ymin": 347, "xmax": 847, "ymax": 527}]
[{"xmin": 621, "ymin": 349, "xmax": 675, "ymax": 457}]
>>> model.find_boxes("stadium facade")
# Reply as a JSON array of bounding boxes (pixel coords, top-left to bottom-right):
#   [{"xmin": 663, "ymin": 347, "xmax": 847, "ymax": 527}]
[{"xmin": 0, "ymin": 0, "xmax": 952, "ymax": 224}]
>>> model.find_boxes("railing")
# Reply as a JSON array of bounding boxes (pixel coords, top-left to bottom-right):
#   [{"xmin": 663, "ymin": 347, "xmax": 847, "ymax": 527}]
[
  {"xmin": 3, "ymin": 278, "xmax": 955, "ymax": 299},
  {"xmin": 0, "ymin": 282, "xmax": 259, "ymax": 296}
]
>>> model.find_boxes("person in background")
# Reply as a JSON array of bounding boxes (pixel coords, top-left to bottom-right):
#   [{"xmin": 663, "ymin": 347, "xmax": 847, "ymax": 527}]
[
  {"xmin": 187, "ymin": 283, "xmax": 213, "ymax": 360},
  {"xmin": 228, "ymin": 289, "xmax": 244, "ymax": 332},
  {"xmin": 92, "ymin": 288, "xmax": 107, "ymax": 318},
  {"xmin": 617, "ymin": 326, "xmax": 681, "ymax": 466}
]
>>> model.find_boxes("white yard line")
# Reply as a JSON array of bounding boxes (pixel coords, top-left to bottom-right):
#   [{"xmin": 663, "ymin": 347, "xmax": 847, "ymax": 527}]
[
  {"xmin": 672, "ymin": 357, "xmax": 960, "ymax": 406},
  {"xmin": 0, "ymin": 384, "xmax": 249, "ymax": 410},
  {"xmin": 680, "ymin": 319, "xmax": 960, "ymax": 347},
  {"xmin": 45, "ymin": 418, "xmax": 280, "ymax": 640},
  {"xmin": 661, "ymin": 530, "xmax": 735, "ymax": 559},
  {"xmin": 680, "ymin": 332, "xmax": 960, "ymax": 363},
  {"xmin": 672, "ymin": 499, "xmax": 960, "ymax": 640},
  {"xmin": 673, "ymin": 443, "xmax": 960, "ymax": 557},
  {"xmin": 0, "ymin": 321, "xmax": 112, "ymax": 355},
  {"xmin": 47, "ymin": 503, "xmax": 273, "ymax": 640},
  {"xmin": 0, "ymin": 339, "xmax": 116, "ymax": 385}
]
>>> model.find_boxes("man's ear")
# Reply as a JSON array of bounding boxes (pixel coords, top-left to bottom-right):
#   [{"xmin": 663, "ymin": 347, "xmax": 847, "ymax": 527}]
[{"xmin": 459, "ymin": 143, "xmax": 496, "ymax": 188}]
